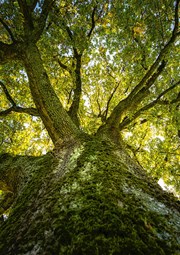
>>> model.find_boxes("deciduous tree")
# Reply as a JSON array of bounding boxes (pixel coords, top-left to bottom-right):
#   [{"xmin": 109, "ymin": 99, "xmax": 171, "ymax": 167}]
[{"xmin": 0, "ymin": 0, "xmax": 180, "ymax": 254}]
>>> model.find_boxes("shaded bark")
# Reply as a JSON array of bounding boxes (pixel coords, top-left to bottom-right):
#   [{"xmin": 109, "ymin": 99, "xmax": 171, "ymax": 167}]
[
  {"xmin": 22, "ymin": 43, "xmax": 83, "ymax": 144},
  {"xmin": 0, "ymin": 138, "xmax": 179, "ymax": 255}
]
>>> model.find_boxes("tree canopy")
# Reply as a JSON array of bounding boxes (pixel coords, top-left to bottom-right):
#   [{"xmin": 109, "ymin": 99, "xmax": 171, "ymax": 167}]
[{"xmin": 0, "ymin": 0, "xmax": 180, "ymax": 193}]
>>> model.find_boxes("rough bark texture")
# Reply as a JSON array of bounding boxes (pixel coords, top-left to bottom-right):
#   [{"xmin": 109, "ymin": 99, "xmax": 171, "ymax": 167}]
[
  {"xmin": 0, "ymin": 137, "xmax": 179, "ymax": 255},
  {"xmin": 22, "ymin": 43, "xmax": 83, "ymax": 144}
]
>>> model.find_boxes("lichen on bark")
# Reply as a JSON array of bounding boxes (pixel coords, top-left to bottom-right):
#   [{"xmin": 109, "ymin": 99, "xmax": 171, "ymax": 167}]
[{"xmin": 0, "ymin": 138, "xmax": 179, "ymax": 255}]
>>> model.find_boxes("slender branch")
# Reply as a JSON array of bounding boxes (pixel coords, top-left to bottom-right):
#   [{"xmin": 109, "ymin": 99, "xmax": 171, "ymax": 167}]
[
  {"xmin": 119, "ymin": 80, "xmax": 180, "ymax": 130},
  {"xmin": 125, "ymin": 60, "xmax": 166, "ymax": 111},
  {"xmin": 97, "ymin": 88, "xmax": 102, "ymax": 117},
  {"xmin": 57, "ymin": 58, "xmax": 72, "ymax": 74},
  {"xmin": 87, "ymin": 6, "xmax": 97, "ymax": 38},
  {"xmin": 104, "ymin": 83, "xmax": 119, "ymax": 120},
  {"xmin": 0, "ymin": 81, "xmax": 16, "ymax": 106},
  {"xmin": 68, "ymin": 52, "xmax": 82, "ymax": 127},
  {"xmin": 0, "ymin": 107, "xmax": 13, "ymax": 116},
  {"xmin": 65, "ymin": 24, "xmax": 74, "ymax": 41},
  {"xmin": 34, "ymin": 0, "xmax": 54, "ymax": 41},
  {"xmin": 0, "ymin": 17, "xmax": 16, "ymax": 42},
  {"xmin": 0, "ymin": 106, "xmax": 39, "ymax": 117},
  {"xmin": 172, "ymin": 0, "xmax": 179, "ymax": 36},
  {"xmin": 0, "ymin": 81, "xmax": 39, "ymax": 117}
]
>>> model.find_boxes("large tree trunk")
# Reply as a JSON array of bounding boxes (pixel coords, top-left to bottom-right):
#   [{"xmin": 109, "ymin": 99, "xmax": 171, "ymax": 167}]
[{"xmin": 0, "ymin": 137, "xmax": 179, "ymax": 255}]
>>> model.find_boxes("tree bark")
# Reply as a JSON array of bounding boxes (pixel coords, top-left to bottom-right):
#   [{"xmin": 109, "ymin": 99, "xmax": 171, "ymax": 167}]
[
  {"xmin": 0, "ymin": 137, "xmax": 179, "ymax": 255},
  {"xmin": 22, "ymin": 43, "xmax": 83, "ymax": 144}
]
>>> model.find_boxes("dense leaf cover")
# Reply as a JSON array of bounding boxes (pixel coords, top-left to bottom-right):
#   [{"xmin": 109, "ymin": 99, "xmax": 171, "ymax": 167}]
[{"xmin": 0, "ymin": 0, "xmax": 179, "ymax": 193}]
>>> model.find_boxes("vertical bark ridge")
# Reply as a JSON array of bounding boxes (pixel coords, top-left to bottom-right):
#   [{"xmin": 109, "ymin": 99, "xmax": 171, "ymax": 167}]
[{"xmin": 23, "ymin": 44, "xmax": 83, "ymax": 144}]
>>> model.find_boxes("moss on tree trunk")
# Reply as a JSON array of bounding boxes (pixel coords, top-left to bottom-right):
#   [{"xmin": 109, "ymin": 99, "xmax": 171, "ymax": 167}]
[{"xmin": 0, "ymin": 138, "xmax": 179, "ymax": 255}]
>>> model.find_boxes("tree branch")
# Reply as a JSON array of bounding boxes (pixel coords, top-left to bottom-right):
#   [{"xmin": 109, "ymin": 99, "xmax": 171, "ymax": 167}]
[
  {"xmin": 0, "ymin": 41, "xmax": 19, "ymax": 64},
  {"xmin": 0, "ymin": 106, "xmax": 39, "ymax": 117},
  {"xmin": 0, "ymin": 81, "xmax": 16, "ymax": 106},
  {"xmin": 68, "ymin": 52, "xmax": 82, "ymax": 127},
  {"xmin": 172, "ymin": 0, "xmax": 179, "ymax": 36},
  {"xmin": 63, "ymin": 23, "xmax": 74, "ymax": 41},
  {"xmin": 33, "ymin": 0, "xmax": 54, "ymax": 41},
  {"xmin": 106, "ymin": 1, "xmax": 180, "ymax": 128},
  {"xmin": 87, "ymin": 6, "xmax": 97, "ymax": 38},
  {"xmin": 0, "ymin": 17, "xmax": 16, "ymax": 42},
  {"xmin": 28, "ymin": 0, "xmax": 39, "ymax": 11},
  {"xmin": 119, "ymin": 80, "xmax": 180, "ymax": 130},
  {"xmin": 57, "ymin": 58, "xmax": 72, "ymax": 74},
  {"xmin": 107, "ymin": 60, "xmax": 166, "ymax": 126},
  {"xmin": 103, "ymin": 83, "xmax": 119, "ymax": 121},
  {"xmin": 0, "ymin": 81, "xmax": 39, "ymax": 117},
  {"xmin": 124, "ymin": 60, "xmax": 166, "ymax": 112},
  {"xmin": 17, "ymin": 0, "xmax": 34, "ymax": 30}
]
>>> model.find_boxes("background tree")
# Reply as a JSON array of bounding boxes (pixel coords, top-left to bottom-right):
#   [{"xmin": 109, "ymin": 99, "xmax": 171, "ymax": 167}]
[{"xmin": 0, "ymin": 0, "xmax": 180, "ymax": 254}]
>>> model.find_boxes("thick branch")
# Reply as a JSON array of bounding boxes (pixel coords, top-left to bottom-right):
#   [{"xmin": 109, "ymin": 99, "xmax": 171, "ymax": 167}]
[
  {"xmin": 124, "ymin": 60, "xmax": 166, "ymax": 112},
  {"xmin": 23, "ymin": 43, "xmax": 83, "ymax": 144},
  {"xmin": 119, "ymin": 80, "xmax": 180, "ymax": 130},
  {"xmin": 107, "ymin": 60, "xmax": 166, "ymax": 126}
]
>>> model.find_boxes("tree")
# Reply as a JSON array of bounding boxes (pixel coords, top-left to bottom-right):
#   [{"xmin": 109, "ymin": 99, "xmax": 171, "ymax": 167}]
[{"xmin": 0, "ymin": 0, "xmax": 180, "ymax": 254}]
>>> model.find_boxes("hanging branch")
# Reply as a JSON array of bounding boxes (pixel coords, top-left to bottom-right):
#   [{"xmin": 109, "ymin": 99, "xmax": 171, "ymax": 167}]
[
  {"xmin": 119, "ymin": 80, "xmax": 180, "ymax": 130},
  {"xmin": 0, "ymin": 17, "xmax": 16, "ymax": 42},
  {"xmin": 0, "ymin": 81, "xmax": 39, "ymax": 117}
]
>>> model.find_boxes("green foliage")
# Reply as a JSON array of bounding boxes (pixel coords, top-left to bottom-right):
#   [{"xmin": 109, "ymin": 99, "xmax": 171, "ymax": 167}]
[{"xmin": 0, "ymin": 0, "xmax": 179, "ymax": 194}]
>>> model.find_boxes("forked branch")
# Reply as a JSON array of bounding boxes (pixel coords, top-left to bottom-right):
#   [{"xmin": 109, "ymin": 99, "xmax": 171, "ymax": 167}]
[
  {"xmin": 0, "ymin": 81, "xmax": 39, "ymax": 117},
  {"xmin": 119, "ymin": 80, "xmax": 180, "ymax": 130},
  {"xmin": 106, "ymin": 0, "xmax": 179, "ymax": 127}
]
